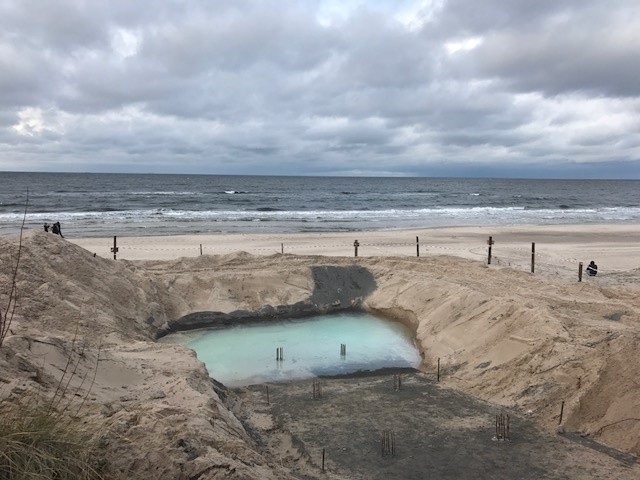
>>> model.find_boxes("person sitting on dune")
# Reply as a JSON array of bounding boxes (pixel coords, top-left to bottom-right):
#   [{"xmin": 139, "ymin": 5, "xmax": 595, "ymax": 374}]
[{"xmin": 586, "ymin": 260, "xmax": 598, "ymax": 276}]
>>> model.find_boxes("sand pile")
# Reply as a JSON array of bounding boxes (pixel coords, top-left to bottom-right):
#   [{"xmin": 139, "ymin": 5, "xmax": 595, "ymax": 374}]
[{"xmin": 1, "ymin": 230, "xmax": 639, "ymax": 478}]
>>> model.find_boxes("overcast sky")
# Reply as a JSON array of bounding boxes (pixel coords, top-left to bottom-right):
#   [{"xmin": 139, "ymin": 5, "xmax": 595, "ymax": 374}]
[{"xmin": 1, "ymin": 0, "xmax": 639, "ymax": 178}]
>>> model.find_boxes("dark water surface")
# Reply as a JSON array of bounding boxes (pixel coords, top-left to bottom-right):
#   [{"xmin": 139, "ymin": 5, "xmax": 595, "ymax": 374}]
[{"xmin": 1, "ymin": 172, "xmax": 639, "ymax": 236}]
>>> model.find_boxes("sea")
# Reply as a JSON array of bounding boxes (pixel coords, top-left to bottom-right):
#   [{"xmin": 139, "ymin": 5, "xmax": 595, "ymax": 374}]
[{"xmin": 0, "ymin": 172, "xmax": 639, "ymax": 237}]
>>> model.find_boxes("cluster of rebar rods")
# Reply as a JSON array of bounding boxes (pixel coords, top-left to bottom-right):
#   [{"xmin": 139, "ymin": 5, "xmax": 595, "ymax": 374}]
[
  {"xmin": 381, "ymin": 430, "xmax": 396, "ymax": 457},
  {"xmin": 495, "ymin": 413, "xmax": 510, "ymax": 441}
]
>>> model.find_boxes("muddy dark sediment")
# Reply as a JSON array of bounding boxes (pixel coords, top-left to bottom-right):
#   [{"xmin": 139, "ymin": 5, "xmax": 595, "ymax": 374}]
[{"xmin": 233, "ymin": 371, "xmax": 636, "ymax": 480}]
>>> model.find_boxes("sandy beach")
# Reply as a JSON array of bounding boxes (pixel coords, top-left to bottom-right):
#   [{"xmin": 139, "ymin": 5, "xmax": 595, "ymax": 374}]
[
  {"xmin": 71, "ymin": 223, "xmax": 640, "ymax": 273},
  {"xmin": 2, "ymin": 224, "xmax": 640, "ymax": 478}
]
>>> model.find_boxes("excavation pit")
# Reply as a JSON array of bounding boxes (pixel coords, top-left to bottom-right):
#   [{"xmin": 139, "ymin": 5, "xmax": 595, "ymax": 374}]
[{"xmin": 162, "ymin": 312, "xmax": 421, "ymax": 387}]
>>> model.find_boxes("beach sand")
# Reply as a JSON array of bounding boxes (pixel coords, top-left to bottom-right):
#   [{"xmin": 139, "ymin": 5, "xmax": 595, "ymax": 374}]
[
  {"xmin": 70, "ymin": 223, "xmax": 640, "ymax": 271},
  {"xmin": 2, "ymin": 224, "xmax": 640, "ymax": 478}
]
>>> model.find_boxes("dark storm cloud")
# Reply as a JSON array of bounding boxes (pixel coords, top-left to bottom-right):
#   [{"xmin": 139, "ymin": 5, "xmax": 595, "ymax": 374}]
[{"xmin": 0, "ymin": 0, "xmax": 638, "ymax": 177}]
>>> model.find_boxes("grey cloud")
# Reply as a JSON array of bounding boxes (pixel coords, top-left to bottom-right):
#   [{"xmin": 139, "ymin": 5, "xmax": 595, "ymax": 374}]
[
  {"xmin": 426, "ymin": 0, "xmax": 590, "ymax": 37},
  {"xmin": 440, "ymin": 1, "xmax": 640, "ymax": 97},
  {"xmin": 1, "ymin": 0, "xmax": 111, "ymax": 51},
  {"xmin": 0, "ymin": 0, "xmax": 638, "ymax": 177},
  {"xmin": 141, "ymin": 3, "xmax": 335, "ymax": 74}
]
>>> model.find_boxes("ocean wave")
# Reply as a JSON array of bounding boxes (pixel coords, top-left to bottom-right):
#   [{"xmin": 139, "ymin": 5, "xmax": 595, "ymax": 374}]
[
  {"xmin": 2, "ymin": 205, "xmax": 640, "ymax": 236},
  {"xmin": 2, "ymin": 205, "xmax": 637, "ymax": 222}
]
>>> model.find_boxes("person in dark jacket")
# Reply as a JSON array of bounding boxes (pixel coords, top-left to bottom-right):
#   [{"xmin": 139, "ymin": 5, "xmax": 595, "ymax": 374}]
[
  {"xmin": 52, "ymin": 221, "xmax": 64, "ymax": 238},
  {"xmin": 586, "ymin": 260, "xmax": 598, "ymax": 276},
  {"xmin": 43, "ymin": 223, "xmax": 50, "ymax": 232}
]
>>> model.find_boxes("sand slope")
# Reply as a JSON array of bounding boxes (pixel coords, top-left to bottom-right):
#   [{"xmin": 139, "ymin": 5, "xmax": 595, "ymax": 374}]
[{"xmin": 1, "ymin": 230, "xmax": 639, "ymax": 478}]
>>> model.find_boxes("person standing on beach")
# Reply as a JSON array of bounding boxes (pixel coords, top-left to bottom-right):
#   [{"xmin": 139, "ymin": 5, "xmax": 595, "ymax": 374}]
[{"xmin": 43, "ymin": 223, "xmax": 50, "ymax": 232}]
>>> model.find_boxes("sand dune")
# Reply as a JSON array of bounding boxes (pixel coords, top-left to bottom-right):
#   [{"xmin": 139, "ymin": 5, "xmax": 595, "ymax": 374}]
[{"xmin": 1, "ymin": 226, "xmax": 639, "ymax": 478}]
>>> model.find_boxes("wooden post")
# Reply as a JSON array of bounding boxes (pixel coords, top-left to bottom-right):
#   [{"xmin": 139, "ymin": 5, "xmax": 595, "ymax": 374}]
[
  {"xmin": 437, "ymin": 357, "xmax": 440, "ymax": 382},
  {"xmin": 354, "ymin": 240, "xmax": 359, "ymax": 257},
  {"xmin": 110, "ymin": 235, "xmax": 119, "ymax": 260},
  {"xmin": 578, "ymin": 262, "xmax": 583, "ymax": 282},
  {"xmin": 281, "ymin": 243, "xmax": 284, "ymax": 254},
  {"xmin": 321, "ymin": 448, "xmax": 325, "ymax": 472},
  {"xmin": 416, "ymin": 236, "xmax": 420, "ymax": 257},
  {"xmin": 487, "ymin": 236, "xmax": 494, "ymax": 264},
  {"xmin": 199, "ymin": 243, "xmax": 203, "ymax": 256},
  {"xmin": 531, "ymin": 242, "xmax": 535, "ymax": 273},
  {"xmin": 559, "ymin": 400, "xmax": 565, "ymax": 425},
  {"xmin": 266, "ymin": 386, "xmax": 270, "ymax": 405}
]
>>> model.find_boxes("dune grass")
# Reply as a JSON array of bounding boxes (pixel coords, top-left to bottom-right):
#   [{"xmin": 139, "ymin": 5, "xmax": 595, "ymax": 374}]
[{"xmin": 0, "ymin": 400, "xmax": 105, "ymax": 480}]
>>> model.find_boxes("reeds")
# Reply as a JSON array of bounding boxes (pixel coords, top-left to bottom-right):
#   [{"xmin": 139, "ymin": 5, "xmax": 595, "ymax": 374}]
[
  {"xmin": 0, "ymin": 192, "xmax": 27, "ymax": 348},
  {"xmin": 0, "ymin": 400, "xmax": 104, "ymax": 480}
]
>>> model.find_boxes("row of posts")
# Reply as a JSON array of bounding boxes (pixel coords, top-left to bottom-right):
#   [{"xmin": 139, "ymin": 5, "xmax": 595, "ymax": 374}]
[
  {"xmin": 348, "ymin": 236, "xmax": 583, "ymax": 281},
  {"xmin": 109, "ymin": 234, "xmax": 587, "ymax": 281},
  {"xmin": 486, "ymin": 236, "xmax": 535, "ymax": 275}
]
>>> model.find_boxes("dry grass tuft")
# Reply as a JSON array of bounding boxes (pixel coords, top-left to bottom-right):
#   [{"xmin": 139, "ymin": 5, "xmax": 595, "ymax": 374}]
[{"xmin": 0, "ymin": 400, "xmax": 105, "ymax": 480}]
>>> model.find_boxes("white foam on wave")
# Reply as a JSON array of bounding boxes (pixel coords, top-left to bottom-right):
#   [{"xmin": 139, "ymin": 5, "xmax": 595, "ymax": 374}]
[
  {"xmin": 3, "ymin": 206, "xmax": 640, "ymax": 236},
  {"xmin": 3, "ymin": 205, "xmax": 640, "ymax": 222}
]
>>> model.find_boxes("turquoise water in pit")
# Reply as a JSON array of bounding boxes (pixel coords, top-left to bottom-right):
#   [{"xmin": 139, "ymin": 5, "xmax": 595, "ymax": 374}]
[{"xmin": 171, "ymin": 312, "xmax": 421, "ymax": 386}]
